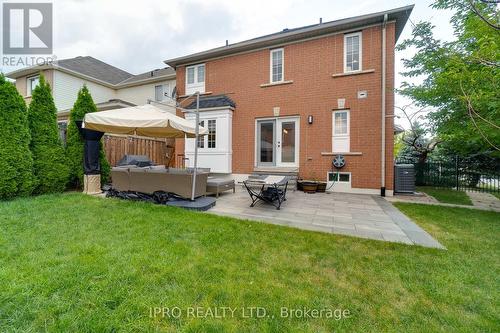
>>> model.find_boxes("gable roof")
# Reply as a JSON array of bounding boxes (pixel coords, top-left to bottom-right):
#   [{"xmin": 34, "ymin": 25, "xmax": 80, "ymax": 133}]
[
  {"xmin": 165, "ymin": 5, "xmax": 414, "ymax": 67},
  {"xmin": 57, "ymin": 56, "xmax": 133, "ymax": 85},
  {"xmin": 6, "ymin": 56, "xmax": 176, "ymax": 88},
  {"xmin": 118, "ymin": 67, "xmax": 175, "ymax": 85},
  {"xmin": 185, "ymin": 94, "xmax": 236, "ymax": 109}
]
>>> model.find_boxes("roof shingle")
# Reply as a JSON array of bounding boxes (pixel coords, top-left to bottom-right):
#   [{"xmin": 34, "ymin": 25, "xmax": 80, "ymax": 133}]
[
  {"xmin": 185, "ymin": 94, "xmax": 236, "ymax": 109},
  {"xmin": 57, "ymin": 56, "xmax": 133, "ymax": 85}
]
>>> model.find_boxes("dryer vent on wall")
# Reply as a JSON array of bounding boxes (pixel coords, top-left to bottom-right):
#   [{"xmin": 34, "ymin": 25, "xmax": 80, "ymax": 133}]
[{"xmin": 394, "ymin": 164, "xmax": 415, "ymax": 193}]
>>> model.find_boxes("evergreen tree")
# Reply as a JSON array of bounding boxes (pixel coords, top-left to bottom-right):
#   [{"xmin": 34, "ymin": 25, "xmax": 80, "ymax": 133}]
[
  {"xmin": 0, "ymin": 74, "xmax": 35, "ymax": 199},
  {"xmin": 28, "ymin": 74, "xmax": 69, "ymax": 194},
  {"xmin": 66, "ymin": 85, "xmax": 110, "ymax": 188}
]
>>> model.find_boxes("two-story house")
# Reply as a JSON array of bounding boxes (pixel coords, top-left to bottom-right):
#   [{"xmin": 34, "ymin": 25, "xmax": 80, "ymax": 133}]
[
  {"xmin": 7, "ymin": 56, "xmax": 177, "ymax": 122},
  {"xmin": 165, "ymin": 5, "xmax": 413, "ymax": 196}
]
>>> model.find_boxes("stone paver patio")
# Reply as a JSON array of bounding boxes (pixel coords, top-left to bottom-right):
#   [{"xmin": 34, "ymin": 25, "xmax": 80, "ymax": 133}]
[{"xmin": 208, "ymin": 187, "xmax": 444, "ymax": 249}]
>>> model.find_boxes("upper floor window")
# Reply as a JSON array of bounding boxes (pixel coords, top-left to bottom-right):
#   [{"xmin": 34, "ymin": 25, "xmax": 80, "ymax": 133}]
[
  {"xmin": 186, "ymin": 64, "xmax": 205, "ymax": 95},
  {"xmin": 27, "ymin": 75, "xmax": 40, "ymax": 96},
  {"xmin": 270, "ymin": 48, "xmax": 284, "ymax": 83},
  {"xmin": 344, "ymin": 32, "xmax": 362, "ymax": 72},
  {"xmin": 155, "ymin": 84, "xmax": 171, "ymax": 102}
]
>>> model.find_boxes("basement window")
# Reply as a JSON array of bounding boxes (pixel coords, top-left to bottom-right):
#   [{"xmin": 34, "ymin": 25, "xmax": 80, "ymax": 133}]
[{"xmin": 328, "ymin": 172, "xmax": 351, "ymax": 183}]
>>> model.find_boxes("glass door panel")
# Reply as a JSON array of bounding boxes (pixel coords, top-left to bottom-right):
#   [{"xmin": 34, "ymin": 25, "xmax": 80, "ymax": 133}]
[
  {"xmin": 280, "ymin": 121, "xmax": 295, "ymax": 163},
  {"xmin": 258, "ymin": 120, "xmax": 275, "ymax": 166}
]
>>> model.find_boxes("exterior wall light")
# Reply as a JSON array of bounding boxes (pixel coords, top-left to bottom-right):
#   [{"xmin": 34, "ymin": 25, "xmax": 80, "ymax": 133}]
[{"xmin": 308, "ymin": 115, "xmax": 313, "ymax": 124}]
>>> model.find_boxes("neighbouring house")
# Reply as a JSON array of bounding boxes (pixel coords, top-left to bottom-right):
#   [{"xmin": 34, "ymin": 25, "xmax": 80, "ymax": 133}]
[
  {"xmin": 6, "ymin": 55, "xmax": 177, "ymax": 122},
  {"xmin": 165, "ymin": 5, "xmax": 414, "ymax": 196},
  {"xmin": 6, "ymin": 56, "xmax": 178, "ymax": 165}
]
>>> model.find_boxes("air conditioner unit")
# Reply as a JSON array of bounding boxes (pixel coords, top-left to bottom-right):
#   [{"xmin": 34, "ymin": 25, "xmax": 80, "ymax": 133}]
[{"xmin": 394, "ymin": 164, "xmax": 415, "ymax": 193}]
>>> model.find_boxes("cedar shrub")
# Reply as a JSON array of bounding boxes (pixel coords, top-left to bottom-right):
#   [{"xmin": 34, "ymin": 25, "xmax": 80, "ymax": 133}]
[
  {"xmin": 28, "ymin": 74, "xmax": 69, "ymax": 194},
  {"xmin": 0, "ymin": 74, "xmax": 35, "ymax": 199},
  {"xmin": 66, "ymin": 85, "xmax": 110, "ymax": 188}
]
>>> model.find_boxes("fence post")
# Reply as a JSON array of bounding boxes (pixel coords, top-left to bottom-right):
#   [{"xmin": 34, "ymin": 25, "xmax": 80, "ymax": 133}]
[{"xmin": 455, "ymin": 156, "xmax": 459, "ymax": 191}]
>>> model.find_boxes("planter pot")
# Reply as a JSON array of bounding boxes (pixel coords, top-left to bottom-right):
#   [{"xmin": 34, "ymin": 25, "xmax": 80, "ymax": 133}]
[
  {"xmin": 297, "ymin": 180, "xmax": 304, "ymax": 191},
  {"xmin": 302, "ymin": 181, "xmax": 318, "ymax": 193},
  {"xmin": 316, "ymin": 182, "xmax": 327, "ymax": 193}
]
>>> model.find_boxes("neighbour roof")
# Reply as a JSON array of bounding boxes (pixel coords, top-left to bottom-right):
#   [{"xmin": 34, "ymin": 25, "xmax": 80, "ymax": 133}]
[
  {"xmin": 165, "ymin": 5, "xmax": 414, "ymax": 67},
  {"xmin": 6, "ymin": 56, "xmax": 176, "ymax": 88},
  {"xmin": 118, "ymin": 67, "xmax": 176, "ymax": 85},
  {"xmin": 185, "ymin": 94, "xmax": 236, "ymax": 109},
  {"xmin": 394, "ymin": 124, "xmax": 405, "ymax": 134},
  {"xmin": 57, "ymin": 56, "xmax": 133, "ymax": 85}
]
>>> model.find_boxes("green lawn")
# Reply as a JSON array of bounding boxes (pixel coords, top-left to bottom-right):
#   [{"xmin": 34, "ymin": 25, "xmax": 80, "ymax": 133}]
[
  {"xmin": 1, "ymin": 194, "xmax": 498, "ymax": 332},
  {"xmin": 417, "ymin": 186, "xmax": 473, "ymax": 205}
]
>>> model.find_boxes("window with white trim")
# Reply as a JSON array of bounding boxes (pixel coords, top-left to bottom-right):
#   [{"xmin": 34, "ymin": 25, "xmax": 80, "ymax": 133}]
[
  {"xmin": 207, "ymin": 119, "xmax": 216, "ymax": 148},
  {"xmin": 155, "ymin": 84, "xmax": 171, "ymax": 101},
  {"xmin": 27, "ymin": 75, "xmax": 40, "ymax": 96},
  {"xmin": 197, "ymin": 121, "xmax": 205, "ymax": 148},
  {"xmin": 197, "ymin": 119, "xmax": 216, "ymax": 149},
  {"xmin": 332, "ymin": 110, "xmax": 350, "ymax": 152},
  {"xmin": 328, "ymin": 172, "xmax": 351, "ymax": 183},
  {"xmin": 270, "ymin": 48, "xmax": 284, "ymax": 83},
  {"xmin": 344, "ymin": 32, "xmax": 362, "ymax": 72},
  {"xmin": 185, "ymin": 64, "xmax": 205, "ymax": 94}
]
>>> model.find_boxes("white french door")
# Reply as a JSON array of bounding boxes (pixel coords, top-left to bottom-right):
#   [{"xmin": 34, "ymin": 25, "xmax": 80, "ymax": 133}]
[{"xmin": 256, "ymin": 117, "xmax": 299, "ymax": 167}]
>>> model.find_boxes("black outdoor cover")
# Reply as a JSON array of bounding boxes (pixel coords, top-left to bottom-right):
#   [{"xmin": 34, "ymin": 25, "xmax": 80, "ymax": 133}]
[
  {"xmin": 75, "ymin": 121, "xmax": 105, "ymax": 175},
  {"xmin": 117, "ymin": 155, "xmax": 154, "ymax": 167}
]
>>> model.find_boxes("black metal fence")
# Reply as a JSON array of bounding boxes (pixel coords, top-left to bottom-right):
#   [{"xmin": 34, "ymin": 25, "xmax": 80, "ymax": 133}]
[{"xmin": 395, "ymin": 157, "xmax": 500, "ymax": 193}]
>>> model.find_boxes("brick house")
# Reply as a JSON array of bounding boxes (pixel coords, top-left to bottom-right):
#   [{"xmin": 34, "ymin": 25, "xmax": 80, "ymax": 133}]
[{"xmin": 165, "ymin": 5, "xmax": 413, "ymax": 196}]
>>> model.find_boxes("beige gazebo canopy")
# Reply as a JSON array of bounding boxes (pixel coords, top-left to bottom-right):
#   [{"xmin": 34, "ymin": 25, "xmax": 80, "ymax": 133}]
[
  {"xmin": 82, "ymin": 104, "xmax": 207, "ymax": 138},
  {"xmin": 82, "ymin": 99, "xmax": 208, "ymax": 201}
]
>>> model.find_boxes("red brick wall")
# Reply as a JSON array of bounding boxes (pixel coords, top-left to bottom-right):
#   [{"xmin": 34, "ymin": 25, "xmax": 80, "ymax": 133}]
[{"xmin": 176, "ymin": 23, "xmax": 395, "ymax": 191}]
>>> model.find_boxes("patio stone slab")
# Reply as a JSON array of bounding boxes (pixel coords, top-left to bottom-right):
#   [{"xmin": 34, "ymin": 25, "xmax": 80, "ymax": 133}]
[{"xmin": 208, "ymin": 187, "xmax": 444, "ymax": 249}]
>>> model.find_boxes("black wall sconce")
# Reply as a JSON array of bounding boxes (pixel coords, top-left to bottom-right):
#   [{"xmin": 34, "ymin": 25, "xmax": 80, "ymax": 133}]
[{"xmin": 307, "ymin": 115, "xmax": 313, "ymax": 124}]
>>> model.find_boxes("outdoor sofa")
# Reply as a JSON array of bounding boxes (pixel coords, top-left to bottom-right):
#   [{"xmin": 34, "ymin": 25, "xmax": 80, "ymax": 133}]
[{"xmin": 111, "ymin": 166, "xmax": 208, "ymax": 199}]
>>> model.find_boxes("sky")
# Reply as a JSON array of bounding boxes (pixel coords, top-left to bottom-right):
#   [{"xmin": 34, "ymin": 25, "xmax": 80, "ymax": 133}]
[{"xmin": 1, "ymin": 0, "xmax": 456, "ymax": 127}]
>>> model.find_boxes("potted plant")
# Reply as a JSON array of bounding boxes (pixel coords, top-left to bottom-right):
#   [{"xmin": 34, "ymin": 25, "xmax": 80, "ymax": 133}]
[
  {"xmin": 297, "ymin": 178, "xmax": 304, "ymax": 191},
  {"xmin": 316, "ymin": 180, "xmax": 327, "ymax": 193},
  {"xmin": 302, "ymin": 172, "xmax": 318, "ymax": 193}
]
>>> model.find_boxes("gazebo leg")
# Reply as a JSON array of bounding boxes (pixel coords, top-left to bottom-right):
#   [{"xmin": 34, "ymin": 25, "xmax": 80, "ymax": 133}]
[{"xmin": 84, "ymin": 174, "xmax": 102, "ymax": 195}]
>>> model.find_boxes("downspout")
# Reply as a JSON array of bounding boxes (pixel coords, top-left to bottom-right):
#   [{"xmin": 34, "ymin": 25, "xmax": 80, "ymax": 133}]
[{"xmin": 380, "ymin": 14, "xmax": 388, "ymax": 197}]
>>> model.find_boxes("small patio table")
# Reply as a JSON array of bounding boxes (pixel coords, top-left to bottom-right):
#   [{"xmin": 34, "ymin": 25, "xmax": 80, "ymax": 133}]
[{"xmin": 243, "ymin": 175, "xmax": 289, "ymax": 210}]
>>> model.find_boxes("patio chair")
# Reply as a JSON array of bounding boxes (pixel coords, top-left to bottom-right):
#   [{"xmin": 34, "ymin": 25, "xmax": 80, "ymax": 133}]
[{"xmin": 243, "ymin": 175, "xmax": 289, "ymax": 210}]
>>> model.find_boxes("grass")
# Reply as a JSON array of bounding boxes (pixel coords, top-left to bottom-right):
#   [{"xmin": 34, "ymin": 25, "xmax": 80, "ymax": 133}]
[
  {"xmin": 417, "ymin": 186, "xmax": 473, "ymax": 205},
  {"xmin": 493, "ymin": 192, "xmax": 500, "ymax": 200},
  {"xmin": 1, "ymin": 194, "xmax": 499, "ymax": 332}
]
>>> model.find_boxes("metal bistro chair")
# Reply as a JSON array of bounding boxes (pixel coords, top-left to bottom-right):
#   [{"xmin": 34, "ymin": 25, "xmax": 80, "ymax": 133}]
[{"xmin": 243, "ymin": 175, "xmax": 290, "ymax": 210}]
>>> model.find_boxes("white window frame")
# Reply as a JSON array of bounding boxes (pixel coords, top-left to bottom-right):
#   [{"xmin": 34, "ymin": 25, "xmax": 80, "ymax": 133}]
[
  {"xmin": 197, "ymin": 118, "xmax": 216, "ymax": 150},
  {"xmin": 344, "ymin": 32, "xmax": 362, "ymax": 73},
  {"xmin": 269, "ymin": 48, "xmax": 284, "ymax": 83},
  {"xmin": 197, "ymin": 120, "xmax": 205, "ymax": 148},
  {"xmin": 207, "ymin": 119, "xmax": 216, "ymax": 149},
  {"xmin": 185, "ymin": 63, "xmax": 205, "ymax": 94},
  {"xmin": 27, "ymin": 75, "xmax": 40, "ymax": 96},
  {"xmin": 328, "ymin": 172, "xmax": 351, "ymax": 183},
  {"xmin": 155, "ymin": 83, "xmax": 171, "ymax": 102},
  {"xmin": 332, "ymin": 110, "xmax": 350, "ymax": 152}
]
